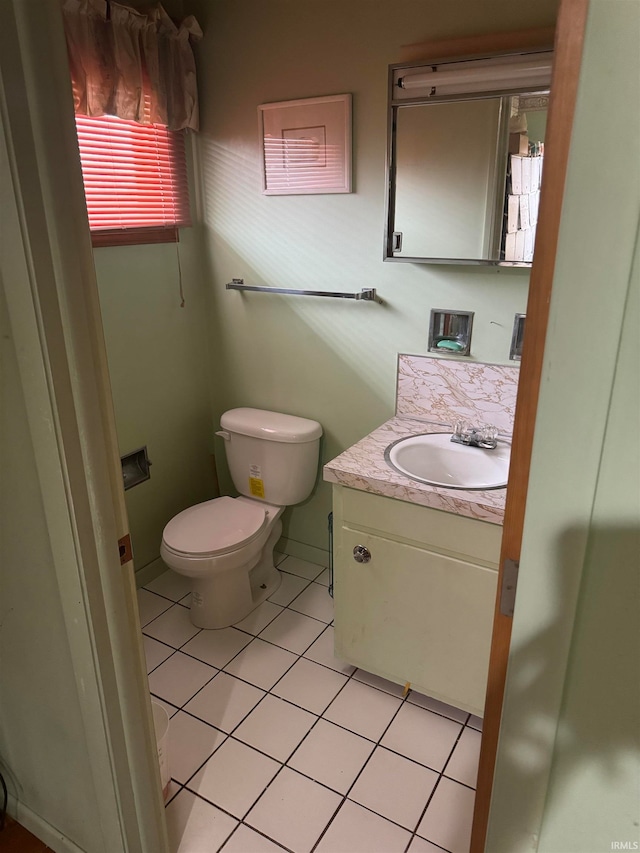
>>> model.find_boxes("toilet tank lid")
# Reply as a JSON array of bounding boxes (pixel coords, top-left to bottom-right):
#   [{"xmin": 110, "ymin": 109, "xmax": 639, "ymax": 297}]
[{"xmin": 220, "ymin": 408, "xmax": 323, "ymax": 443}]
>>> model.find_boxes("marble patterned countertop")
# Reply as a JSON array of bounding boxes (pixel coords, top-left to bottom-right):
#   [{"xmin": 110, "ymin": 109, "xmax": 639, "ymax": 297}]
[{"xmin": 323, "ymin": 416, "xmax": 507, "ymax": 525}]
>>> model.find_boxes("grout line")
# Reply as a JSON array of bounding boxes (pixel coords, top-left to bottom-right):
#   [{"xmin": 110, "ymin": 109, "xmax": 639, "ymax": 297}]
[
  {"xmin": 165, "ymin": 652, "xmax": 359, "ymax": 843},
  {"xmin": 147, "ymin": 597, "xmax": 329, "ymax": 697},
  {"xmin": 166, "ymin": 693, "xmax": 469, "ymax": 807},
  {"xmin": 439, "ymin": 722, "xmax": 467, "ymax": 779},
  {"xmin": 225, "ymin": 822, "xmax": 292, "ymax": 853},
  {"xmin": 308, "ymin": 797, "xmax": 345, "ymax": 853},
  {"xmin": 310, "ymin": 682, "xmax": 414, "ymax": 850},
  {"xmin": 152, "ymin": 620, "xmax": 466, "ymax": 767},
  {"xmin": 178, "ymin": 786, "xmax": 257, "ymax": 842},
  {"xmin": 147, "ymin": 626, "xmax": 469, "ymax": 775},
  {"xmin": 213, "ymin": 823, "xmax": 239, "ymax": 853},
  {"xmin": 441, "ymin": 773, "xmax": 477, "ymax": 792},
  {"xmin": 148, "ymin": 584, "xmax": 475, "ymax": 853},
  {"xmin": 404, "ymin": 721, "xmax": 470, "ymax": 851},
  {"xmin": 164, "ymin": 783, "xmax": 183, "ymax": 806},
  {"xmin": 407, "ymin": 834, "xmax": 452, "ymax": 853}
]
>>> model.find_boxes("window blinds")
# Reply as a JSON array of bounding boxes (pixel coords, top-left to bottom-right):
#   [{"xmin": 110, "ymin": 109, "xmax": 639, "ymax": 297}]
[{"xmin": 75, "ymin": 112, "xmax": 191, "ymax": 238}]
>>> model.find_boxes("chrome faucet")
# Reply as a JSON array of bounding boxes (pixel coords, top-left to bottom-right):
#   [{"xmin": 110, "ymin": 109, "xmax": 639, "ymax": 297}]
[{"xmin": 450, "ymin": 420, "xmax": 499, "ymax": 450}]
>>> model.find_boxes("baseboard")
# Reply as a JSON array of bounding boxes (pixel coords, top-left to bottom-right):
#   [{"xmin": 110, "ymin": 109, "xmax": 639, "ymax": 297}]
[
  {"xmin": 276, "ymin": 537, "xmax": 329, "ymax": 568},
  {"xmin": 134, "ymin": 556, "xmax": 167, "ymax": 589},
  {"xmin": 7, "ymin": 795, "xmax": 86, "ymax": 853}
]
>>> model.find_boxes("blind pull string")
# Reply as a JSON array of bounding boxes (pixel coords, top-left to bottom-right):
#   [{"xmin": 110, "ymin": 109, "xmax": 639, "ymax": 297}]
[{"xmin": 176, "ymin": 229, "xmax": 185, "ymax": 308}]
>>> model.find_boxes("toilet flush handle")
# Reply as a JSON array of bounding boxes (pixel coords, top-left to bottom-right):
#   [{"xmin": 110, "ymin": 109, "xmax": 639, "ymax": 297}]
[{"xmin": 215, "ymin": 430, "xmax": 231, "ymax": 441}]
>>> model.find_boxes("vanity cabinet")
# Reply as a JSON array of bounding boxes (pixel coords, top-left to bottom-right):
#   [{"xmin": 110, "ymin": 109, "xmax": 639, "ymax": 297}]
[{"xmin": 332, "ymin": 484, "xmax": 502, "ymax": 716}]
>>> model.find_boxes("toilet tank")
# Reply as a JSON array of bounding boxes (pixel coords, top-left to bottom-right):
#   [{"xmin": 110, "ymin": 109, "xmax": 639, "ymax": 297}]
[{"xmin": 219, "ymin": 408, "xmax": 323, "ymax": 506}]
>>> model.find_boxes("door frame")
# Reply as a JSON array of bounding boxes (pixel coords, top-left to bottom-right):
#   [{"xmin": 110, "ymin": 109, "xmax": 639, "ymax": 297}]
[
  {"xmin": 0, "ymin": 2, "xmax": 169, "ymax": 850},
  {"xmin": 470, "ymin": 0, "xmax": 589, "ymax": 849}
]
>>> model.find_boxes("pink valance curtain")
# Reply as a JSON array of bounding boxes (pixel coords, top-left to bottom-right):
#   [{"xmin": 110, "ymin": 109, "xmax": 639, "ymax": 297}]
[{"xmin": 62, "ymin": 0, "xmax": 202, "ymax": 131}]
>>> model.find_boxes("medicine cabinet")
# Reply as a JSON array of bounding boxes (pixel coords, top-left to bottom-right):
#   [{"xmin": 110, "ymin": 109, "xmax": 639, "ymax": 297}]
[{"xmin": 384, "ymin": 49, "xmax": 553, "ymax": 267}]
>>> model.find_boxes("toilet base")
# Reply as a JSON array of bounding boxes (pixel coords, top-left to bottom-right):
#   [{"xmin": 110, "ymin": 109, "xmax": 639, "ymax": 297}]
[{"xmin": 189, "ymin": 520, "xmax": 283, "ymax": 629}]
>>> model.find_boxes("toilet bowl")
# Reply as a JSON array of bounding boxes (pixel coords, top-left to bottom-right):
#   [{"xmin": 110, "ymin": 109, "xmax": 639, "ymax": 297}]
[
  {"xmin": 160, "ymin": 408, "xmax": 322, "ymax": 629},
  {"xmin": 160, "ymin": 496, "xmax": 284, "ymax": 628}
]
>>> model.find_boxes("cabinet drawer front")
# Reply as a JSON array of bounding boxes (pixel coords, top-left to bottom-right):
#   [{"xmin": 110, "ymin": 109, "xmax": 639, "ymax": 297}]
[
  {"xmin": 334, "ymin": 526, "xmax": 497, "ymax": 714},
  {"xmin": 339, "ymin": 485, "xmax": 502, "ymax": 566}
]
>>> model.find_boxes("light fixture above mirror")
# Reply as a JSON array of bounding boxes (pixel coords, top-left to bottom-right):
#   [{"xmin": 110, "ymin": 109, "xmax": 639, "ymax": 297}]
[
  {"xmin": 384, "ymin": 48, "xmax": 553, "ymax": 267},
  {"xmin": 395, "ymin": 53, "xmax": 553, "ymax": 97}
]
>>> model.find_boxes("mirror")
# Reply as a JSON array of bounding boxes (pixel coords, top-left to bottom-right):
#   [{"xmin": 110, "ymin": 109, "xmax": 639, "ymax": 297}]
[{"xmin": 384, "ymin": 51, "xmax": 552, "ymax": 267}]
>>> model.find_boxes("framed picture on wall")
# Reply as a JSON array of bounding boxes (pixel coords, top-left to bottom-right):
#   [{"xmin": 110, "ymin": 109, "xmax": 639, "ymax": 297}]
[{"xmin": 258, "ymin": 94, "xmax": 352, "ymax": 195}]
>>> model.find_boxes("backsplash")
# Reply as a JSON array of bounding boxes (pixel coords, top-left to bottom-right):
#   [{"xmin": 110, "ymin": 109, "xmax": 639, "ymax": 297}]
[{"xmin": 396, "ymin": 354, "xmax": 519, "ymax": 435}]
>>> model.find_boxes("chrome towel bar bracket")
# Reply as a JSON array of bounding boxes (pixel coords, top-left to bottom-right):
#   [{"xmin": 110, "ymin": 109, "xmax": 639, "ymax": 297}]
[{"xmin": 226, "ymin": 278, "xmax": 382, "ymax": 303}]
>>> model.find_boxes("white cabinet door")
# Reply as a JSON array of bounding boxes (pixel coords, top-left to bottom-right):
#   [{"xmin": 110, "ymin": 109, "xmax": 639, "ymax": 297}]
[{"xmin": 334, "ymin": 525, "xmax": 498, "ymax": 715}]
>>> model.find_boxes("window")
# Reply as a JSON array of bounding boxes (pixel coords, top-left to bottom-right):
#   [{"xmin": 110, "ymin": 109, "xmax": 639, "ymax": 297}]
[{"xmin": 75, "ymin": 112, "xmax": 191, "ymax": 248}]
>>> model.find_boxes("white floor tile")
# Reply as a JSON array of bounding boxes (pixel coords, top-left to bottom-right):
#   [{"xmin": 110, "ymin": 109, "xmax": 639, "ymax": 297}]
[
  {"xmin": 167, "ymin": 711, "xmax": 227, "ymax": 784},
  {"xmin": 314, "ymin": 568, "xmax": 331, "ymax": 587},
  {"xmin": 221, "ymin": 824, "xmax": 286, "ymax": 852},
  {"xmin": 136, "ymin": 588, "xmax": 172, "ymax": 627},
  {"xmin": 145, "ymin": 569, "xmax": 192, "ymax": 602},
  {"xmin": 407, "ymin": 835, "xmax": 447, "ymax": 852},
  {"xmin": 151, "ymin": 696, "xmax": 180, "ymax": 719},
  {"xmin": 444, "ymin": 727, "xmax": 481, "ymax": 789},
  {"xmin": 164, "ymin": 779, "xmax": 182, "ymax": 804},
  {"xmin": 184, "ymin": 672, "xmax": 264, "ymax": 733},
  {"xmin": 234, "ymin": 694, "xmax": 316, "ymax": 761},
  {"xmin": 181, "ymin": 627, "xmax": 252, "ymax": 669},
  {"xmin": 188, "ymin": 738, "xmax": 280, "ymax": 819},
  {"xmin": 417, "ymin": 776, "xmax": 475, "ymax": 853},
  {"xmin": 323, "ymin": 679, "xmax": 402, "ymax": 742},
  {"xmin": 468, "ymin": 714, "xmax": 483, "ymax": 731},
  {"xmin": 138, "ymin": 561, "xmax": 481, "ymax": 853},
  {"xmin": 288, "ymin": 718, "xmax": 374, "ymax": 794},
  {"xmin": 349, "ymin": 746, "xmax": 438, "ymax": 831},
  {"xmin": 234, "ymin": 600, "xmax": 283, "ymax": 635},
  {"xmin": 288, "ymin": 582, "xmax": 334, "ymax": 623},
  {"xmin": 143, "ymin": 604, "xmax": 201, "ymax": 649},
  {"xmin": 273, "ymin": 550, "xmax": 287, "ymax": 566},
  {"xmin": 268, "ymin": 571, "xmax": 311, "ymax": 605},
  {"xmin": 272, "ymin": 658, "xmax": 348, "ymax": 714},
  {"xmin": 316, "ymin": 798, "xmax": 412, "ymax": 853},
  {"xmin": 165, "ymin": 788, "xmax": 238, "ymax": 852},
  {"xmin": 353, "ymin": 669, "xmax": 406, "ymax": 698},
  {"xmin": 278, "ymin": 556, "xmax": 325, "ymax": 581},
  {"xmin": 224, "ymin": 638, "xmax": 297, "ymax": 690},
  {"xmin": 381, "ymin": 702, "xmax": 462, "ymax": 772},
  {"xmin": 408, "ymin": 690, "xmax": 470, "ymax": 724},
  {"xmin": 147, "ymin": 652, "xmax": 216, "ymax": 708},
  {"xmin": 246, "ymin": 767, "xmax": 341, "ymax": 853},
  {"xmin": 143, "ymin": 635, "xmax": 174, "ymax": 673},
  {"xmin": 258, "ymin": 608, "xmax": 325, "ymax": 655},
  {"xmin": 303, "ymin": 626, "xmax": 355, "ymax": 676}
]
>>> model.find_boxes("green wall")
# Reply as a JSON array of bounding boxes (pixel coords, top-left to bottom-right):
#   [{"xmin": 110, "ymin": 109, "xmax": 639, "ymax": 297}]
[
  {"xmin": 94, "ymin": 1, "xmax": 560, "ymax": 569},
  {"xmin": 487, "ymin": 1, "xmax": 640, "ymax": 849},
  {"xmin": 93, "ymin": 224, "xmax": 215, "ymax": 574},
  {"xmin": 191, "ymin": 0, "xmax": 558, "ymax": 559},
  {"xmin": 538, "ymin": 222, "xmax": 639, "ymax": 853}
]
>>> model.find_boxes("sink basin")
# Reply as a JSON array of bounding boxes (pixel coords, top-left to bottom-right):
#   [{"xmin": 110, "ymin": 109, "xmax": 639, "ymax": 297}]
[{"xmin": 385, "ymin": 432, "xmax": 510, "ymax": 490}]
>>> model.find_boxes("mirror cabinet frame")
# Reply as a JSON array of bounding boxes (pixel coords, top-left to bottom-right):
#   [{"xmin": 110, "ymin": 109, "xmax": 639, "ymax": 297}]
[{"xmin": 384, "ymin": 39, "xmax": 554, "ymax": 268}]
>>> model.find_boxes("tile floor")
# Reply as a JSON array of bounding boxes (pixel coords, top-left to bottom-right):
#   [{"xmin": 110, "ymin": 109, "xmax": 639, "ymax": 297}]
[{"xmin": 139, "ymin": 554, "xmax": 483, "ymax": 853}]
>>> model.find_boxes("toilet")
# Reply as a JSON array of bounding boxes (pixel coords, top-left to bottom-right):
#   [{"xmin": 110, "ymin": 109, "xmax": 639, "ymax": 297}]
[{"xmin": 160, "ymin": 408, "xmax": 323, "ymax": 629}]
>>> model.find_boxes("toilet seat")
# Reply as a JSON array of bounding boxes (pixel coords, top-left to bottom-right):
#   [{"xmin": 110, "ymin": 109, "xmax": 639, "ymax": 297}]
[{"xmin": 161, "ymin": 496, "xmax": 268, "ymax": 559}]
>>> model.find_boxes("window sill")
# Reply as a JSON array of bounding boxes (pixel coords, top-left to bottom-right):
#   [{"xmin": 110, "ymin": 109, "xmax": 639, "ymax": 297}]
[{"xmin": 91, "ymin": 227, "xmax": 181, "ymax": 248}]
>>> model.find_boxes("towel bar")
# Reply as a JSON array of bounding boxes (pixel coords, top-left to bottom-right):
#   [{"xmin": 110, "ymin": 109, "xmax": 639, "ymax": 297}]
[{"xmin": 226, "ymin": 279, "xmax": 382, "ymax": 303}]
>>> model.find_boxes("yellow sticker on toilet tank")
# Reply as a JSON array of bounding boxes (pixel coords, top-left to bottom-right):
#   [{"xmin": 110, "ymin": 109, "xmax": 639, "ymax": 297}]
[{"xmin": 249, "ymin": 477, "xmax": 265, "ymax": 498}]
